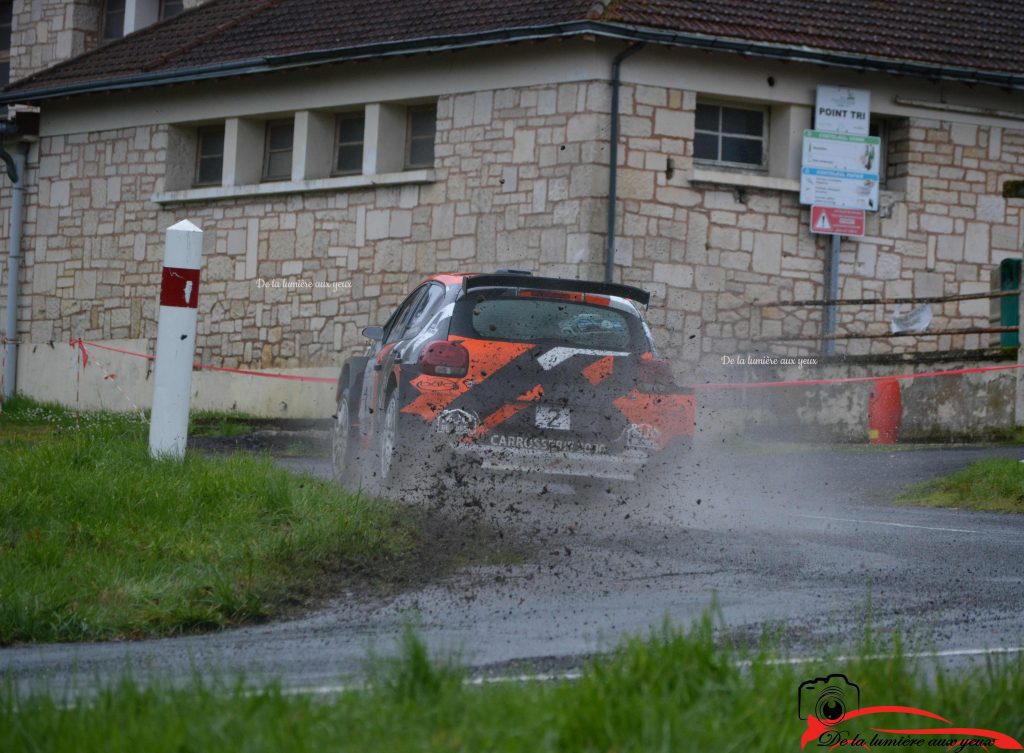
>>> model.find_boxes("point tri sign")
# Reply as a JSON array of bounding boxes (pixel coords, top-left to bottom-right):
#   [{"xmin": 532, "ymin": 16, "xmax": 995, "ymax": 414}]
[{"xmin": 814, "ymin": 86, "xmax": 870, "ymax": 136}]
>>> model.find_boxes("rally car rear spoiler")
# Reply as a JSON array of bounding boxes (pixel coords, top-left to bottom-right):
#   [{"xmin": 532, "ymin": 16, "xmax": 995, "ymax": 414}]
[{"xmin": 463, "ymin": 274, "xmax": 651, "ymax": 306}]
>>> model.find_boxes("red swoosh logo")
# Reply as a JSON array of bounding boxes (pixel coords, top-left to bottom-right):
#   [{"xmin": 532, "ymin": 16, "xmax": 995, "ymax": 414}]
[{"xmin": 802, "ymin": 706, "xmax": 1022, "ymax": 750}]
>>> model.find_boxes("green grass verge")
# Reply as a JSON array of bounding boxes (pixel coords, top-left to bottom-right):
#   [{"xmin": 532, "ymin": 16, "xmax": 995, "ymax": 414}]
[
  {"xmin": 188, "ymin": 409, "xmax": 265, "ymax": 438},
  {"xmin": 3, "ymin": 616, "xmax": 1022, "ymax": 753},
  {"xmin": 0, "ymin": 397, "xmax": 416, "ymax": 644},
  {"xmin": 897, "ymin": 458, "xmax": 1024, "ymax": 513},
  {"xmin": 0, "ymin": 395, "xmax": 262, "ymax": 438}
]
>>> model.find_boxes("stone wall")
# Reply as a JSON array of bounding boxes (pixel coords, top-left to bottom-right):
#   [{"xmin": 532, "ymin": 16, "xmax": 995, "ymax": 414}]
[
  {"xmin": 699, "ymin": 357, "xmax": 1018, "ymax": 443},
  {"xmin": 10, "ymin": 0, "xmax": 102, "ymax": 82},
  {"xmin": 2, "ymin": 78, "xmax": 1024, "ymax": 415},
  {"xmin": 9, "ymin": 0, "xmax": 215, "ymax": 83},
  {"xmin": 611, "ymin": 85, "xmax": 1024, "ymax": 369},
  {"xmin": 14, "ymin": 82, "xmax": 617, "ymax": 372}
]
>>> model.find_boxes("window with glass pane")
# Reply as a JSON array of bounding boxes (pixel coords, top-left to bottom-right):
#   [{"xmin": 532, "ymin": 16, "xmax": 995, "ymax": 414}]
[
  {"xmin": 334, "ymin": 113, "xmax": 364, "ymax": 175},
  {"xmin": 405, "ymin": 104, "xmax": 436, "ymax": 169},
  {"xmin": 0, "ymin": 0, "xmax": 11, "ymax": 88},
  {"xmin": 262, "ymin": 119, "xmax": 293, "ymax": 181},
  {"xmin": 693, "ymin": 102, "xmax": 766, "ymax": 167},
  {"xmin": 0, "ymin": 1, "xmax": 12, "ymax": 50},
  {"xmin": 160, "ymin": 0, "xmax": 185, "ymax": 20},
  {"xmin": 103, "ymin": 0, "xmax": 126, "ymax": 40},
  {"xmin": 194, "ymin": 125, "xmax": 224, "ymax": 186}
]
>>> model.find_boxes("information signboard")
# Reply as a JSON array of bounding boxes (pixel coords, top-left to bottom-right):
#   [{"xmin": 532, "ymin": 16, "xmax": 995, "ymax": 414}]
[{"xmin": 800, "ymin": 130, "xmax": 881, "ymax": 211}]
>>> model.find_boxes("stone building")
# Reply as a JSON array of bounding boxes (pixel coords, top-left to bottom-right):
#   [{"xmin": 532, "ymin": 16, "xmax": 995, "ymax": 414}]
[{"xmin": 0, "ymin": 0, "xmax": 1022, "ymax": 418}]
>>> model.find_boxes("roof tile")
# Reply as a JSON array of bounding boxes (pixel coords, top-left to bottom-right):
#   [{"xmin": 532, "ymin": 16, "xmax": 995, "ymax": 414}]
[{"xmin": 4, "ymin": 0, "xmax": 1022, "ymax": 98}]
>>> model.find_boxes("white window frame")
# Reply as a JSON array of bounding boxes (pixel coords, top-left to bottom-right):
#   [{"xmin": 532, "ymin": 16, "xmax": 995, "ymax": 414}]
[
  {"xmin": 332, "ymin": 110, "xmax": 365, "ymax": 177},
  {"xmin": 694, "ymin": 100, "xmax": 769, "ymax": 172},
  {"xmin": 156, "ymin": 103, "xmax": 436, "ymax": 203},
  {"xmin": 193, "ymin": 124, "xmax": 224, "ymax": 187}
]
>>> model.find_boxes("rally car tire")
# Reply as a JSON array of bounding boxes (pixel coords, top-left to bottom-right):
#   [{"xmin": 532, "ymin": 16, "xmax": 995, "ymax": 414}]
[
  {"xmin": 331, "ymin": 390, "xmax": 360, "ymax": 487},
  {"xmin": 375, "ymin": 387, "xmax": 407, "ymax": 494}
]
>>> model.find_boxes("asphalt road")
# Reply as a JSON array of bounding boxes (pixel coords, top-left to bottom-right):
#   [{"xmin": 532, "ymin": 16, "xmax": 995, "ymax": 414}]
[{"xmin": 4, "ymin": 443, "xmax": 1024, "ymax": 696}]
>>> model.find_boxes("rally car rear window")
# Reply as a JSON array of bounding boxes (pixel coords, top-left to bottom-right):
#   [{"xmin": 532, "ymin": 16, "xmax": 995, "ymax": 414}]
[{"xmin": 464, "ymin": 298, "xmax": 635, "ymax": 350}]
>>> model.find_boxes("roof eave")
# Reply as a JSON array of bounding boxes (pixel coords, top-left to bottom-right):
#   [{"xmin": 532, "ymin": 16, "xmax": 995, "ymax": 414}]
[{"xmin": 1, "ymin": 19, "xmax": 1021, "ymax": 106}]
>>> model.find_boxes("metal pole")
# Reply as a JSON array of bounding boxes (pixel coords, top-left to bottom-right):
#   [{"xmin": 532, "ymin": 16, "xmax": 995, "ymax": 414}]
[
  {"xmin": 822, "ymin": 233, "xmax": 841, "ymax": 357},
  {"xmin": 3, "ymin": 143, "xmax": 29, "ymax": 400}
]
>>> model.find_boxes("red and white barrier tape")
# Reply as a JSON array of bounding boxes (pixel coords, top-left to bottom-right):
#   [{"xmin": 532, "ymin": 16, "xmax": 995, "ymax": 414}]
[
  {"xmin": 69, "ymin": 339, "xmax": 337, "ymax": 385},
  {"xmin": 692, "ymin": 361, "xmax": 1024, "ymax": 391},
  {"xmin": 68, "ymin": 338, "xmax": 1024, "ymax": 392}
]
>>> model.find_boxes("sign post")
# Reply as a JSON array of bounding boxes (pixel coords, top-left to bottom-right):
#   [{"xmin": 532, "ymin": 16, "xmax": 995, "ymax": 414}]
[
  {"xmin": 149, "ymin": 220, "xmax": 203, "ymax": 460},
  {"xmin": 801, "ymin": 86, "xmax": 873, "ymax": 356}
]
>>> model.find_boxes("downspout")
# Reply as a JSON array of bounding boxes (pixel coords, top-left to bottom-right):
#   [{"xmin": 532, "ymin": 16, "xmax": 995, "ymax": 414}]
[
  {"xmin": 604, "ymin": 42, "xmax": 644, "ymax": 284},
  {"xmin": 3, "ymin": 143, "xmax": 28, "ymax": 400}
]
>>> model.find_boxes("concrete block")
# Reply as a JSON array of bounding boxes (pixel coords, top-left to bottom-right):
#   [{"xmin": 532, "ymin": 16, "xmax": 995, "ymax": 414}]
[
  {"xmin": 964, "ymin": 222, "xmax": 990, "ymax": 263},
  {"xmin": 513, "ymin": 129, "xmax": 535, "ymax": 163},
  {"xmin": 935, "ymin": 234, "xmax": 965, "ymax": 262},
  {"xmin": 653, "ymin": 262, "xmax": 693, "ymax": 289},
  {"xmin": 913, "ymin": 271, "xmax": 944, "ymax": 298},
  {"xmin": 752, "ymin": 233, "xmax": 782, "ymax": 275},
  {"xmin": 876, "ymin": 252, "xmax": 902, "ymax": 280},
  {"xmin": 654, "ymin": 109, "xmax": 691, "ymax": 138},
  {"xmin": 709, "ymin": 226, "xmax": 740, "ymax": 251},
  {"xmin": 366, "ymin": 209, "xmax": 390, "ymax": 240}
]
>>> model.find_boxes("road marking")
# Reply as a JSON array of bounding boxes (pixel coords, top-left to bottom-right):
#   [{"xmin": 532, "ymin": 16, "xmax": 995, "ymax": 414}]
[
  {"xmin": 36, "ymin": 644, "xmax": 1024, "ymax": 709},
  {"xmin": 747, "ymin": 645, "xmax": 1024, "ymax": 668},
  {"xmin": 789, "ymin": 512, "xmax": 981, "ymax": 534},
  {"xmin": 273, "ymin": 646, "xmax": 1024, "ymax": 697},
  {"xmin": 274, "ymin": 671, "xmax": 587, "ymax": 698}
]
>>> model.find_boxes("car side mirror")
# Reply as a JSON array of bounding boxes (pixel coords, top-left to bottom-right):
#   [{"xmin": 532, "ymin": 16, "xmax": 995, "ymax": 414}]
[{"xmin": 362, "ymin": 325, "xmax": 385, "ymax": 341}]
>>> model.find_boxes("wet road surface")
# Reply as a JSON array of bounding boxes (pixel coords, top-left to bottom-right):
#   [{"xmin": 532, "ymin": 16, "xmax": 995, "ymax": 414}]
[{"xmin": 4, "ymin": 443, "xmax": 1024, "ymax": 696}]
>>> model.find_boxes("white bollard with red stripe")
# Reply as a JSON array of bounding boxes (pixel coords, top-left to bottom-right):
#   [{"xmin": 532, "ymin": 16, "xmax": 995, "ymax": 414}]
[{"xmin": 149, "ymin": 220, "xmax": 203, "ymax": 459}]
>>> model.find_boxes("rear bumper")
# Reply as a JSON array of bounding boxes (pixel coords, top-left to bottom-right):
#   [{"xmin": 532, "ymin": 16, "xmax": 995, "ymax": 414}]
[{"xmin": 450, "ymin": 441, "xmax": 649, "ymax": 481}]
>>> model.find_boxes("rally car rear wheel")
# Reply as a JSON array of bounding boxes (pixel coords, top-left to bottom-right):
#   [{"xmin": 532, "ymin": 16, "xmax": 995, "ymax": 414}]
[
  {"xmin": 332, "ymin": 391, "xmax": 358, "ymax": 486},
  {"xmin": 377, "ymin": 388, "xmax": 404, "ymax": 491}
]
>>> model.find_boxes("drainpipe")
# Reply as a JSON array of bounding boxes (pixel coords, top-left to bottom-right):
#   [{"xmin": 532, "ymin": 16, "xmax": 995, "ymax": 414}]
[
  {"xmin": 604, "ymin": 42, "xmax": 645, "ymax": 284},
  {"xmin": 3, "ymin": 143, "xmax": 28, "ymax": 400}
]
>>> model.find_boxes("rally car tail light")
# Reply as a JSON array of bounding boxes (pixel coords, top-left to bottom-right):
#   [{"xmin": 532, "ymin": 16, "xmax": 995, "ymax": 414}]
[
  {"xmin": 517, "ymin": 289, "xmax": 611, "ymax": 306},
  {"xmin": 420, "ymin": 340, "xmax": 470, "ymax": 378}
]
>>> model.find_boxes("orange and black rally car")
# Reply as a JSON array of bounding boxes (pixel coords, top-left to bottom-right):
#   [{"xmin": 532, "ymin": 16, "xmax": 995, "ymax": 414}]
[{"xmin": 332, "ymin": 271, "xmax": 695, "ymax": 493}]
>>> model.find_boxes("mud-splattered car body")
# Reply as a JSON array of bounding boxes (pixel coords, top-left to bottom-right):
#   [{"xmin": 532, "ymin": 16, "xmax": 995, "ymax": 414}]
[{"xmin": 332, "ymin": 272, "xmax": 695, "ymax": 492}]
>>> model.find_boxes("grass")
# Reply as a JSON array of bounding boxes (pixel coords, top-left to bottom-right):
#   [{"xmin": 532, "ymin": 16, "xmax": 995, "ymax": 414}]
[
  {"xmin": 2, "ymin": 614, "xmax": 1022, "ymax": 753},
  {"xmin": 897, "ymin": 458, "xmax": 1024, "ymax": 513},
  {"xmin": 0, "ymin": 396, "xmax": 261, "ymax": 439},
  {"xmin": 0, "ymin": 396, "xmax": 419, "ymax": 644},
  {"xmin": 189, "ymin": 409, "xmax": 264, "ymax": 438}
]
